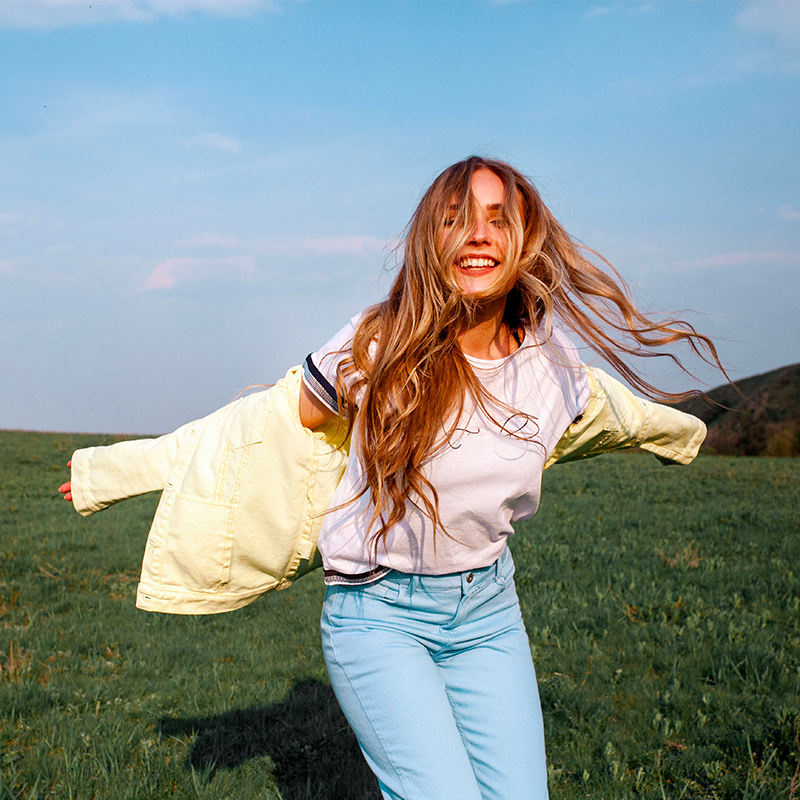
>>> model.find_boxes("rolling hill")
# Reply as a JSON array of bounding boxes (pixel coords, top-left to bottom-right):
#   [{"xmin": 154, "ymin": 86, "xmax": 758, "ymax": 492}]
[{"xmin": 676, "ymin": 362, "xmax": 800, "ymax": 457}]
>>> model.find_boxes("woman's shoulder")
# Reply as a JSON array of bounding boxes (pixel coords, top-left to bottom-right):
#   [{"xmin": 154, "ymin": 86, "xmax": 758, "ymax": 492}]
[
  {"xmin": 305, "ymin": 309, "xmax": 374, "ymax": 403},
  {"xmin": 515, "ymin": 324, "xmax": 589, "ymax": 415},
  {"xmin": 521, "ymin": 322, "xmax": 584, "ymax": 366},
  {"xmin": 312, "ymin": 311, "xmax": 367, "ymax": 358}
]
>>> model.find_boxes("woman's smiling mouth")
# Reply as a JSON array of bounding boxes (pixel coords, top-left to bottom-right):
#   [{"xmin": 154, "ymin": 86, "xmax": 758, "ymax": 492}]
[{"xmin": 458, "ymin": 256, "xmax": 499, "ymax": 272}]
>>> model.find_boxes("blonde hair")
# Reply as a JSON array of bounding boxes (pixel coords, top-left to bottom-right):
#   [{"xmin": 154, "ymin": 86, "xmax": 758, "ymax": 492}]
[{"xmin": 336, "ymin": 156, "xmax": 723, "ymax": 558}]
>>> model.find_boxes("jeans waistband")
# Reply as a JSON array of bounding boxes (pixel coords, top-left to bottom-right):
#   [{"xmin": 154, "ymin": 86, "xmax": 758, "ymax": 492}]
[{"xmin": 375, "ymin": 546, "xmax": 512, "ymax": 594}]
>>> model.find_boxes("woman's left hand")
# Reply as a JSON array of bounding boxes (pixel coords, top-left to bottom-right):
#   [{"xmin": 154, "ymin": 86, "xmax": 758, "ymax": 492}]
[{"xmin": 58, "ymin": 460, "xmax": 73, "ymax": 502}]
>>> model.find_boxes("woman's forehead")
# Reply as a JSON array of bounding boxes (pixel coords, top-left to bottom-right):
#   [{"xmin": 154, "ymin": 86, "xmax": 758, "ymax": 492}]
[{"xmin": 445, "ymin": 172, "xmax": 522, "ymax": 217}]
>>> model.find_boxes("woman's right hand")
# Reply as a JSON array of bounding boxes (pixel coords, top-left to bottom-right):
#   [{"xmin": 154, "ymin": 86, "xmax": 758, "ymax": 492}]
[{"xmin": 59, "ymin": 460, "xmax": 72, "ymax": 502}]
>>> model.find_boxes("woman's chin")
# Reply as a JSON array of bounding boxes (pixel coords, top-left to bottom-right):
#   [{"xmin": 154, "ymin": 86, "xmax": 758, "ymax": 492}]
[{"xmin": 455, "ymin": 270, "xmax": 515, "ymax": 303}]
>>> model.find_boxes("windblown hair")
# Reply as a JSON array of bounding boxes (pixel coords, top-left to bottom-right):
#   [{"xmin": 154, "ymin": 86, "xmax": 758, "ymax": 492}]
[{"xmin": 335, "ymin": 156, "xmax": 723, "ymax": 558}]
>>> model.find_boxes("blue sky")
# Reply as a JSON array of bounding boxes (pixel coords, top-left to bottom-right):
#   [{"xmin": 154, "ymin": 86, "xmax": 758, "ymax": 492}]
[{"xmin": 1, "ymin": 0, "xmax": 798, "ymax": 434}]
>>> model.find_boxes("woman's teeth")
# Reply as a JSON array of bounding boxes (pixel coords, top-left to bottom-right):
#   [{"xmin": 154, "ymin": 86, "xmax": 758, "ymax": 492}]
[{"xmin": 459, "ymin": 258, "xmax": 497, "ymax": 270}]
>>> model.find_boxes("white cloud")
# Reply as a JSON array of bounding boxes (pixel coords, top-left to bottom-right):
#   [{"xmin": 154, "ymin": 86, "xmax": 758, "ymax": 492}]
[
  {"xmin": 0, "ymin": 259, "xmax": 15, "ymax": 274},
  {"xmin": 176, "ymin": 232, "xmax": 246, "ymax": 248},
  {"xmin": 25, "ymin": 87, "xmax": 177, "ymax": 142},
  {"xmin": 187, "ymin": 132, "xmax": 243, "ymax": 154},
  {"xmin": 585, "ymin": 2, "xmax": 656, "ymax": 20},
  {"xmin": 143, "ymin": 255, "xmax": 254, "ymax": 290},
  {"xmin": 293, "ymin": 236, "xmax": 391, "ymax": 256},
  {"xmin": 0, "ymin": 211, "xmax": 32, "ymax": 224},
  {"xmin": 174, "ymin": 233, "xmax": 391, "ymax": 256},
  {"xmin": 736, "ymin": 1, "xmax": 800, "ymax": 46},
  {"xmin": 778, "ymin": 204, "xmax": 800, "ymax": 221},
  {"xmin": 0, "ymin": 211, "xmax": 40, "ymax": 235},
  {"xmin": 0, "ymin": 0, "xmax": 279, "ymax": 29},
  {"xmin": 679, "ymin": 251, "xmax": 800, "ymax": 270},
  {"xmin": 237, "ymin": 234, "xmax": 393, "ymax": 257},
  {"xmin": 142, "ymin": 236, "xmax": 393, "ymax": 289}
]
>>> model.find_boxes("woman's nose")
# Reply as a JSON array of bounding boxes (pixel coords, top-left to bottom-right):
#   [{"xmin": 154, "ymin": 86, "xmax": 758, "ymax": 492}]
[{"xmin": 468, "ymin": 217, "xmax": 492, "ymax": 244}]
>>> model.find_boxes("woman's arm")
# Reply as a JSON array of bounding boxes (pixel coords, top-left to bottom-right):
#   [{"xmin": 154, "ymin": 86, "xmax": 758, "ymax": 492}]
[
  {"xmin": 545, "ymin": 366, "xmax": 707, "ymax": 468},
  {"xmin": 62, "ymin": 420, "xmax": 195, "ymax": 516},
  {"xmin": 299, "ymin": 381, "xmax": 337, "ymax": 430},
  {"xmin": 60, "ymin": 372, "xmax": 336, "ymax": 515}
]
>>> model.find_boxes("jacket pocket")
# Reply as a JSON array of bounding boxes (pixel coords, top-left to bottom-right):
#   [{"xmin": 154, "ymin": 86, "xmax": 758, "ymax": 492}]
[
  {"xmin": 222, "ymin": 390, "xmax": 274, "ymax": 449},
  {"xmin": 160, "ymin": 496, "xmax": 233, "ymax": 592}
]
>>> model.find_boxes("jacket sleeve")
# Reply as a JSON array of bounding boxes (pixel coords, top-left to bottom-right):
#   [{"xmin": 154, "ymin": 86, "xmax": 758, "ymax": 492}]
[
  {"xmin": 69, "ymin": 418, "xmax": 196, "ymax": 517},
  {"xmin": 544, "ymin": 366, "xmax": 707, "ymax": 469}
]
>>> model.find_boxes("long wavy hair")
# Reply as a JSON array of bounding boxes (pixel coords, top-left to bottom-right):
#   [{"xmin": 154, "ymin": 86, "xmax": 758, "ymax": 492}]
[{"xmin": 334, "ymin": 156, "xmax": 723, "ymax": 558}]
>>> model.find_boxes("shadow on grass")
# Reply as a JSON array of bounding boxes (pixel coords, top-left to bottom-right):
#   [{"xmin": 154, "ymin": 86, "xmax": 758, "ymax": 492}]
[{"xmin": 158, "ymin": 679, "xmax": 381, "ymax": 800}]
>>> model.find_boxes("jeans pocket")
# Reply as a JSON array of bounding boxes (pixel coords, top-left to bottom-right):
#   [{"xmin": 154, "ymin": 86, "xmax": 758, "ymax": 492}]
[
  {"xmin": 323, "ymin": 580, "xmax": 402, "ymax": 630},
  {"xmin": 365, "ymin": 580, "xmax": 400, "ymax": 603},
  {"xmin": 321, "ymin": 585, "xmax": 347, "ymax": 628},
  {"xmin": 493, "ymin": 548, "xmax": 516, "ymax": 587}
]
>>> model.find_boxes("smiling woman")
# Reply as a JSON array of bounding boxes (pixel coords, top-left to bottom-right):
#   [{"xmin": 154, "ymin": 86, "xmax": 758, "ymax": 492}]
[
  {"xmin": 446, "ymin": 169, "xmax": 512, "ymax": 297},
  {"xmin": 292, "ymin": 156, "xmax": 725, "ymax": 799},
  {"xmin": 300, "ymin": 157, "xmax": 724, "ymax": 556},
  {"xmin": 63, "ymin": 155, "xmax": 725, "ymax": 800}
]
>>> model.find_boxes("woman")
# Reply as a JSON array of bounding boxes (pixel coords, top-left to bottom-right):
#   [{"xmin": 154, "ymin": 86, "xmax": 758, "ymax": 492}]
[
  {"xmin": 294, "ymin": 156, "xmax": 721, "ymax": 799},
  {"xmin": 60, "ymin": 156, "xmax": 718, "ymax": 799}
]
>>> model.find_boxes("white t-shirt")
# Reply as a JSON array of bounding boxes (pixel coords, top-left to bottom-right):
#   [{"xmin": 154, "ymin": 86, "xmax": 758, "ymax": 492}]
[{"xmin": 303, "ymin": 315, "xmax": 590, "ymax": 578}]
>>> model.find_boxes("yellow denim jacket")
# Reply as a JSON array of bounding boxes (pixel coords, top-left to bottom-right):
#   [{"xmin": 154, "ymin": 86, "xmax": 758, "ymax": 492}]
[{"xmin": 70, "ymin": 366, "xmax": 706, "ymax": 615}]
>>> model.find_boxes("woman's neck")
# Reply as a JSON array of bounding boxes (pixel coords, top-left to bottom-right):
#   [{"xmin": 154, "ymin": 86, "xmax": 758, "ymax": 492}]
[{"xmin": 458, "ymin": 298, "xmax": 518, "ymax": 360}]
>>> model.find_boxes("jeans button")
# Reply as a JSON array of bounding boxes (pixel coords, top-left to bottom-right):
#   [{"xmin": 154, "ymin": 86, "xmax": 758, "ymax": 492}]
[{"xmin": 466, "ymin": 573, "xmax": 474, "ymax": 583}]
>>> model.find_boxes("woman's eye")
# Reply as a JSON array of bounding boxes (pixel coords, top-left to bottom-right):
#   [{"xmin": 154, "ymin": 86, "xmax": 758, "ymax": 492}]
[
  {"xmin": 443, "ymin": 218, "xmax": 455, "ymax": 227},
  {"xmin": 491, "ymin": 218, "xmax": 507, "ymax": 227}
]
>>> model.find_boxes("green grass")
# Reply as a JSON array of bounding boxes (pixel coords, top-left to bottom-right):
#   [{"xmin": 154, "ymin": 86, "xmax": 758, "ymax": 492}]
[
  {"xmin": 521, "ymin": 452, "xmax": 800, "ymax": 799},
  {"xmin": 1, "ymin": 429, "xmax": 798, "ymax": 799}
]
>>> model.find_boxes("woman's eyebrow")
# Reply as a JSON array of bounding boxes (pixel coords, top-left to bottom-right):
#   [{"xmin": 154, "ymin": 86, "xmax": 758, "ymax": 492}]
[
  {"xmin": 446, "ymin": 202, "xmax": 505, "ymax": 217},
  {"xmin": 449, "ymin": 202, "xmax": 504, "ymax": 211}
]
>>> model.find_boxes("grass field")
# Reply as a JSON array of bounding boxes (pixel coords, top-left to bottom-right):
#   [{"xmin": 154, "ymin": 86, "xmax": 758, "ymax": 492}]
[{"xmin": 1, "ymin": 429, "xmax": 799, "ymax": 799}]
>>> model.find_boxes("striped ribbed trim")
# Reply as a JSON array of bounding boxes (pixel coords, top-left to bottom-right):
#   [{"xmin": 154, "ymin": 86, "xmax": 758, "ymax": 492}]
[
  {"xmin": 323, "ymin": 566, "xmax": 392, "ymax": 586},
  {"xmin": 303, "ymin": 353, "xmax": 339, "ymax": 414}
]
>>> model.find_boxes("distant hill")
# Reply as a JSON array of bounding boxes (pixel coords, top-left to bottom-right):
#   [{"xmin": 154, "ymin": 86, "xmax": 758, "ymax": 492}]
[{"xmin": 676, "ymin": 363, "xmax": 800, "ymax": 457}]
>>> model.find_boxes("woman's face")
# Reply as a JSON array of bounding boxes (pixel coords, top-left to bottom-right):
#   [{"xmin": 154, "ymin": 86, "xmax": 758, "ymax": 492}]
[{"xmin": 441, "ymin": 169, "xmax": 514, "ymax": 296}]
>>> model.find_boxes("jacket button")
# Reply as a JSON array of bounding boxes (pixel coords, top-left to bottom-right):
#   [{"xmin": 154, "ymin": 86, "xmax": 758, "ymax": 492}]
[{"xmin": 466, "ymin": 573, "xmax": 474, "ymax": 583}]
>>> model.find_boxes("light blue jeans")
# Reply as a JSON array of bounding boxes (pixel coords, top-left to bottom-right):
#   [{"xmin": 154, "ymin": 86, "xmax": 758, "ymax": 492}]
[{"xmin": 320, "ymin": 547, "xmax": 549, "ymax": 800}]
